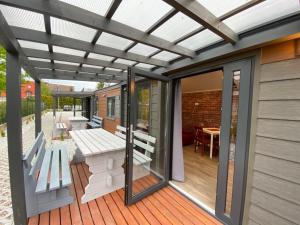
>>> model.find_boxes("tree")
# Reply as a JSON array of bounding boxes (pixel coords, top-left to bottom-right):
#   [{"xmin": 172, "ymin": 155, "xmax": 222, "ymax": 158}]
[
  {"xmin": 41, "ymin": 82, "xmax": 53, "ymax": 109},
  {"xmin": 0, "ymin": 47, "xmax": 6, "ymax": 92},
  {"xmin": 97, "ymin": 82, "xmax": 105, "ymax": 90}
]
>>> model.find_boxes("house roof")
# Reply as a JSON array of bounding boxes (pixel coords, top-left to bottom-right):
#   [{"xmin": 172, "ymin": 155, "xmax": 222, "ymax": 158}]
[{"xmin": 0, "ymin": 0, "xmax": 299, "ymax": 82}]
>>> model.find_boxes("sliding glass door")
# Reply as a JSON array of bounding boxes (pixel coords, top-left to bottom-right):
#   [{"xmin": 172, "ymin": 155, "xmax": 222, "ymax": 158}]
[{"xmin": 125, "ymin": 67, "xmax": 172, "ymax": 205}]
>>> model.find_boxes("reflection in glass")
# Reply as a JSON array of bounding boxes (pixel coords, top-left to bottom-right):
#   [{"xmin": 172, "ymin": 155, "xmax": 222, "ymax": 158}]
[{"xmin": 226, "ymin": 70, "xmax": 240, "ymax": 214}]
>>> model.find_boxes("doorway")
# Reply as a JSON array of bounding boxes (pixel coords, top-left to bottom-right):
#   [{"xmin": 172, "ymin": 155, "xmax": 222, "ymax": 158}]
[{"xmin": 169, "ymin": 59, "xmax": 253, "ymax": 225}]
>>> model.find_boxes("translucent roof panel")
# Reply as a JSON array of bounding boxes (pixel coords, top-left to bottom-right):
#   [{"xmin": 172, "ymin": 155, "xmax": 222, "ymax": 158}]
[
  {"xmin": 54, "ymin": 60, "xmax": 79, "ymax": 66},
  {"xmin": 178, "ymin": 29, "xmax": 223, "ymax": 51},
  {"xmin": 88, "ymin": 53, "xmax": 114, "ymax": 61},
  {"xmin": 196, "ymin": 0, "xmax": 249, "ymax": 17},
  {"xmin": 152, "ymin": 12, "xmax": 201, "ymax": 42},
  {"xmin": 224, "ymin": 0, "xmax": 300, "ymax": 33},
  {"xmin": 106, "ymin": 67, "xmax": 122, "ymax": 72},
  {"xmin": 28, "ymin": 57, "xmax": 51, "ymax": 62},
  {"xmin": 114, "ymin": 58, "xmax": 136, "ymax": 65},
  {"xmin": 18, "ymin": 40, "xmax": 49, "ymax": 51},
  {"xmin": 152, "ymin": 51, "xmax": 180, "ymax": 61},
  {"xmin": 59, "ymin": 0, "xmax": 112, "ymax": 16},
  {"xmin": 0, "ymin": 5, "xmax": 45, "ymax": 32},
  {"xmin": 96, "ymin": 32, "xmax": 133, "ymax": 50},
  {"xmin": 135, "ymin": 63, "xmax": 155, "ymax": 69},
  {"xmin": 112, "ymin": 0, "xmax": 172, "ymax": 32},
  {"xmin": 51, "ymin": 17, "xmax": 97, "ymax": 42},
  {"xmin": 82, "ymin": 64, "xmax": 104, "ymax": 69},
  {"xmin": 128, "ymin": 43, "xmax": 159, "ymax": 57},
  {"xmin": 53, "ymin": 46, "xmax": 85, "ymax": 57}
]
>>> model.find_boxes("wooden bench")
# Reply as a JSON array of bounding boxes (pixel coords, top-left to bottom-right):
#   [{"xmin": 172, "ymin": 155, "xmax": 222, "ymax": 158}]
[
  {"xmin": 115, "ymin": 125, "xmax": 156, "ymax": 167},
  {"xmin": 87, "ymin": 116, "xmax": 103, "ymax": 129},
  {"xmin": 23, "ymin": 132, "xmax": 74, "ymax": 217}
]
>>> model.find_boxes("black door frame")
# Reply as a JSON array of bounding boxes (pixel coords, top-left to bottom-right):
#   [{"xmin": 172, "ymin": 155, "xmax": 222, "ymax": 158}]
[
  {"xmin": 168, "ymin": 57, "xmax": 254, "ymax": 225},
  {"xmin": 125, "ymin": 67, "xmax": 173, "ymax": 205}
]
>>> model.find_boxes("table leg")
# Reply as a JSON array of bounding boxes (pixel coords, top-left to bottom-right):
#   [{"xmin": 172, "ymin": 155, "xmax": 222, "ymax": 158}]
[{"xmin": 210, "ymin": 134, "xmax": 213, "ymax": 159}]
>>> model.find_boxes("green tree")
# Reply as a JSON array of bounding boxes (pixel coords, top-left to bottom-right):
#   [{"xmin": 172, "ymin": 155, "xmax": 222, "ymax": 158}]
[
  {"xmin": 97, "ymin": 82, "xmax": 105, "ymax": 90},
  {"xmin": 41, "ymin": 82, "xmax": 53, "ymax": 109},
  {"xmin": 0, "ymin": 47, "xmax": 6, "ymax": 92}
]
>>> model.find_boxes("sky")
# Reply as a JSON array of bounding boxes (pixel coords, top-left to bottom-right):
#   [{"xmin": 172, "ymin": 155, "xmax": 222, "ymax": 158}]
[{"xmin": 43, "ymin": 79, "xmax": 98, "ymax": 91}]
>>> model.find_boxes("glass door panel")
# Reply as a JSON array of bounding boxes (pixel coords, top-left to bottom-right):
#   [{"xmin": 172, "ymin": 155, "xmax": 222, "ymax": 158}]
[
  {"xmin": 125, "ymin": 67, "xmax": 171, "ymax": 205},
  {"xmin": 216, "ymin": 59, "xmax": 252, "ymax": 225}
]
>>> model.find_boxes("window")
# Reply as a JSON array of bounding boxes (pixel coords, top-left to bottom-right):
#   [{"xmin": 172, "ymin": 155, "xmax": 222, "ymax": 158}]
[
  {"xmin": 107, "ymin": 96, "xmax": 116, "ymax": 118},
  {"xmin": 137, "ymin": 81, "xmax": 150, "ymax": 132},
  {"xmin": 26, "ymin": 91, "xmax": 32, "ymax": 97}
]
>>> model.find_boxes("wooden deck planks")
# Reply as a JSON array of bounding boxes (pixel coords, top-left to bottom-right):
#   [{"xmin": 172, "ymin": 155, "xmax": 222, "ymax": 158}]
[{"xmin": 28, "ymin": 163, "xmax": 221, "ymax": 225}]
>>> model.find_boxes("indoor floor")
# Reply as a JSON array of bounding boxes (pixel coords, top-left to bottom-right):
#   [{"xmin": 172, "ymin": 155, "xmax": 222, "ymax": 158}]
[{"xmin": 172, "ymin": 145, "xmax": 234, "ymax": 211}]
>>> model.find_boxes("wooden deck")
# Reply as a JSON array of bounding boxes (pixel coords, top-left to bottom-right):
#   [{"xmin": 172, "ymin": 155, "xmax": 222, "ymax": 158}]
[{"xmin": 28, "ymin": 163, "xmax": 221, "ymax": 225}]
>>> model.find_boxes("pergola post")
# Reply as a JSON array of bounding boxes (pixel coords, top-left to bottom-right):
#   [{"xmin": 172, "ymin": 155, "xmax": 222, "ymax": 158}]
[
  {"xmin": 90, "ymin": 96, "xmax": 94, "ymax": 119},
  {"xmin": 73, "ymin": 98, "xmax": 76, "ymax": 116},
  {"xmin": 35, "ymin": 80, "xmax": 41, "ymax": 137},
  {"xmin": 6, "ymin": 52, "xmax": 27, "ymax": 224}
]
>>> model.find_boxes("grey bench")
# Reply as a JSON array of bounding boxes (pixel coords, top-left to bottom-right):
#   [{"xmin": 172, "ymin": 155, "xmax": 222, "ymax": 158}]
[
  {"xmin": 23, "ymin": 132, "xmax": 74, "ymax": 217},
  {"xmin": 87, "ymin": 115, "xmax": 103, "ymax": 129}
]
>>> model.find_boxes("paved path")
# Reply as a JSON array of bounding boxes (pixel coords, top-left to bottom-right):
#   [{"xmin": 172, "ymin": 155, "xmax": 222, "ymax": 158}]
[{"xmin": 0, "ymin": 111, "xmax": 79, "ymax": 225}]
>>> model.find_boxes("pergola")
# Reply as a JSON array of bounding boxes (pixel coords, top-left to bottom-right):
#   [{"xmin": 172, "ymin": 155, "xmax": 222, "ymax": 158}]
[{"xmin": 0, "ymin": 0, "xmax": 299, "ymax": 224}]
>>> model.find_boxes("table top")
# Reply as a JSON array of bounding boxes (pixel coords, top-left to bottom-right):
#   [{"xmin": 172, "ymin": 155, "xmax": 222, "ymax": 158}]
[
  {"xmin": 68, "ymin": 116, "xmax": 89, "ymax": 122},
  {"xmin": 70, "ymin": 128, "xmax": 126, "ymax": 156},
  {"xmin": 203, "ymin": 128, "xmax": 220, "ymax": 135}
]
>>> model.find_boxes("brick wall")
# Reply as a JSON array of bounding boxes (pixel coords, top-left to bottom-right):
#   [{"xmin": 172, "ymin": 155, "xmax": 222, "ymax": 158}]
[
  {"xmin": 96, "ymin": 86, "xmax": 121, "ymax": 133},
  {"xmin": 182, "ymin": 90, "xmax": 222, "ymax": 132}
]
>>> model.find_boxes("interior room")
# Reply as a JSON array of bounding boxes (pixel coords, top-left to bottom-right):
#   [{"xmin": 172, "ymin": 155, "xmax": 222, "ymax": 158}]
[{"xmin": 172, "ymin": 70, "xmax": 237, "ymax": 212}]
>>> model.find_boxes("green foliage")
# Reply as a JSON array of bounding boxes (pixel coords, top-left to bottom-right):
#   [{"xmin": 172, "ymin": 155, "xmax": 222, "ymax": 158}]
[
  {"xmin": 0, "ymin": 47, "xmax": 6, "ymax": 92},
  {"xmin": 60, "ymin": 132, "xmax": 64, "ymax": 141},
  {"xmin": 41, "ymin": 82, "xmax": 53, "ymax": 109},
  {"xmin": 0, "ymin": 129, "xmax": 5, "ymax": 137},
  {"xmin": 97, "ymin": 82, "xmax": 105, "ymax": 90}
]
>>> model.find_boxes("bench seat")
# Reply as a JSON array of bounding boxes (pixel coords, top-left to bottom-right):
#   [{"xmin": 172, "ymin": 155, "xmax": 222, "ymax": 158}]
[
  {"xmin": 87, "ymin": 116, "xmax": 103, "ymax": 129},
  {"xmin": 133, "ymin": 149, "xmax": 152, "ymax": 166},
  {"xmin": 56, "ymin": 122, "xmax": 67, "ymax": 130},
  {"xmin": 23, "ymin": 132, "xmax": 73, "ymax": 217}
]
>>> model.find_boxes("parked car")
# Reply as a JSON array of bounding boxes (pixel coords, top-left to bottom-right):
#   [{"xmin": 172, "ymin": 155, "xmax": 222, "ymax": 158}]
[{"xmin": 63, "ymin": 105, "xmax": 72, "ymax": 111}]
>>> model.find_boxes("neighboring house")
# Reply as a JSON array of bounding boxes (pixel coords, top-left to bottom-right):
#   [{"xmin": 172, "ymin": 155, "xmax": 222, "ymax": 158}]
[
  {"xmin": 45, "ymin": 83, "xmax": 74, "ymax": 92},
  {"xmin": 0, "ymin": 81, "xmax": 35, "ymax": 100}
]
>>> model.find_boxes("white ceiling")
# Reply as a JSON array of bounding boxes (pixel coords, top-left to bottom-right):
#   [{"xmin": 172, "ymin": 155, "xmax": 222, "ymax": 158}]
[{"xmin": 181, "ymin": 70, "xmax": 223, "ymax": 93}]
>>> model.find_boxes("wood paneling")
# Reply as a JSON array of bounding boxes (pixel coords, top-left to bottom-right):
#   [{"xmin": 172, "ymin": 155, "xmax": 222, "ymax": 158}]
[
  {"xmin": 248, "ymin": 57, "xmax": 300, "ymax": 225},
  {"xmin": 261, "ymin": 40, "xmax": 296, "ymax": 64},
  {"xmin": 260, "ymin": 57, "xmax": 300, "ymax": 82},
  {"xmin": 28, "ymin": 163, "xmax": 221, "ymax": 225},
  {"xmin": 296, "ymin": 39, "xmax": 300, "ymax": 56}
]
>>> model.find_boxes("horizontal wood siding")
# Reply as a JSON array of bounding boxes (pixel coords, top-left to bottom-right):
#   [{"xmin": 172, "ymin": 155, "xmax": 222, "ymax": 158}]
[{"xmin": 248, "ymin": 57, "xmax": 300, "ymax": 225}]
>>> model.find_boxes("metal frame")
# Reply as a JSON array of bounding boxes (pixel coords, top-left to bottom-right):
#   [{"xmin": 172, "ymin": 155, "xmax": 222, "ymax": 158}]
[
  {"xmin": 125, "ymin": 67, "xmax": 172, "ymax": 205},
  {"xmin": 35, "ymin": 80, "xmax": 41, "ymax": 137}
]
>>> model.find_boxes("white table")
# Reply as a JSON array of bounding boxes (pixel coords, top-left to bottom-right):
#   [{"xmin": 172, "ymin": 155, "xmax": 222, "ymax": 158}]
[
  {"xmin": 203, "ymin": 128, "xmax": 220, "ymax": 159},
  {"xmin": 68, "ymin": 116, "xmax": 88, "ymax": 130},
  {"xmin": 70, "ymin": 129, "xmax": 125, "ymax": 203}
]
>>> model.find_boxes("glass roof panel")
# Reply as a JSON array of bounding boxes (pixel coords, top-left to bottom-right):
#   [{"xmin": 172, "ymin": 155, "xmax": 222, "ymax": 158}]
[
  {"xmin": 152, "ymin": 12, "xmax": 201, "ymax": 42},
  {"xmin": 135, "ymin": 63, "xmax": 155, "ymax": 69},
  {"xmin": 195, "ymin": 0, "xmax": 249, "ymax": 17},
  {"xmin": 224, "ymin": 0, "xmax": 300, "ymax": 33},
  {"xmin": 128, "ymin": 43, "xmax": 159, "ymax": 56},
  {"xmin": 106, "ymin": 67, "xmax": 122, "ymax": 72},
  {"xmin": 152, "ymin": 51, "xmax": 180, "ymax": 61},
  {"xmin": 97, "ymin": 32, "xmax": 133, "ymax": 50},
  {"xmin": 28, "ymin": 57, "xmax": 51, "ymax": 62},
  {"xmin": 112, "ymin": 0, "xmax": 172, "ymax": 32},
  {"xmin": 114, "ymin": 58, "xmax": 136, "ymax": 65},
  {"xmin": 59, "ymin": 0, "xmax": 112, "ymax": 16},
  {"xmin": 53, "ymin": 46, "xmax": 85, "ymax": 57},
  {"xmin": 54, "ymin": 60, "xmax": 79, "ymax": 66},
  {"xmin": 0, "ymin": 5, "xmax": 45, "ymax": 32},
  {"xmin": 178, "ymin": 29, "xmax": 222, "ymax": 50},
  {"xmin": 51, "ymin": 17, "xmax": 97, "ymax": 42},
  {"xmin": 82, "ymin": 64, "xmax": 104, "ymax": 69},
  {"xmin": 88, "ymin": 53, "xmax": 114, "ymax": 61},
  {"xmin": 18, "ymin": 40, "xmax": 49, "ymax": 51}
]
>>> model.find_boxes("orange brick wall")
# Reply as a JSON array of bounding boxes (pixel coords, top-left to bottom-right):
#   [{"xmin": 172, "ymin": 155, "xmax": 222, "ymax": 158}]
[{"xmin": 96, "ymin": 87, "xmax": 121, "ymax": 133}]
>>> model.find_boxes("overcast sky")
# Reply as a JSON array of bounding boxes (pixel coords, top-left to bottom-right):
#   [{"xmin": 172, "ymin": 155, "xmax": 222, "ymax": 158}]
[{"xmin": 43, "ymin": 79, "xmax": 98, "ymax": 91}]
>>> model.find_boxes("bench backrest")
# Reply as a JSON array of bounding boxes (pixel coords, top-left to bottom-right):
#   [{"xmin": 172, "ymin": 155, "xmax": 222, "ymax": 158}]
[
  {"xmin": 115, "ymin": 125, "xmax": 156, "ymax": 157},
  {"xmin": 92, "ymin": 116, "xmax": 103, "ymax": 125},
  {"xmin": 23, "ymin": 132, "xmax": 46, "ymax": 179}
]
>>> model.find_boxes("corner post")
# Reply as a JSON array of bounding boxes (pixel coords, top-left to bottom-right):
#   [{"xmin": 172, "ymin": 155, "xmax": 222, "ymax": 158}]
[
  {"xmin": 6, "ymin": 51, "xmax": 27, "ymax": 224},
  {"xmin": 35, "ymin": 80, "xmax": 41, "ymax": 137},
  {"xmin": 73, "ymin": 98, "xmax": 76, "ymax": 116}
]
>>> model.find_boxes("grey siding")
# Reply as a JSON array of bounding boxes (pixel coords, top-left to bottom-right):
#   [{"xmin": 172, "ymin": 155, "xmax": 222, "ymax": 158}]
[{"xmin": 248, "ymin": 58, "xmax": 300, "ymax": 225}]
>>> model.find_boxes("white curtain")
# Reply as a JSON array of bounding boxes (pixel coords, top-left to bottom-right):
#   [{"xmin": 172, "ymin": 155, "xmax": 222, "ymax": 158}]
[{"xmin": 172, "ymin": 80, "xmax": 184, "ymax": 182}]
